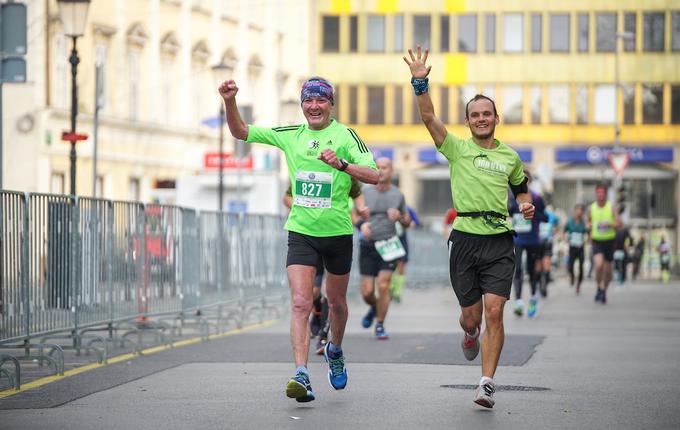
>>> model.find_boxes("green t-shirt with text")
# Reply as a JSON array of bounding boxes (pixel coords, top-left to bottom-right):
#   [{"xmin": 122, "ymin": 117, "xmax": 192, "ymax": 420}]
[
  {"xmin": 437, "ymin": 133, "xmax": 525, "ymax": 235},
  {"xmin": 247, "ymin": 119, "xmax": 376, "ymax": 237}
]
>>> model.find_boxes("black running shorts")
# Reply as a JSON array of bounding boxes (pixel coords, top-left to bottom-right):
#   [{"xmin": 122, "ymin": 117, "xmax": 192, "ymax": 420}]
[
  {"xmin": 592, "ymin": 239, "xmax": 615, "ymax": 262},
  {"xmin": 448, "ymin": 230, "xmax": 515, "ymax": 307},
  {"xmin": 286, "ymin": 231, "xmax": 353, "ymax": 275},
  {"xmin": 359, "ymin": 241, "xmax": 397, "ymax": 277}
]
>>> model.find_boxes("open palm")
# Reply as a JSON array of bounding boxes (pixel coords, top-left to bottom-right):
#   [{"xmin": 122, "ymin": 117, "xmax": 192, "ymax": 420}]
[{"xmin": 403, "ymin": 45, "xmax": 432, "ymax": 78}]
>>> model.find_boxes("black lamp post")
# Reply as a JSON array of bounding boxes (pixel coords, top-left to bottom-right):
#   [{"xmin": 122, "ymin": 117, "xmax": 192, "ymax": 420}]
[
  {"xmin": 212, "ymin": 62, "xmax": 231, "ymax": 211},
  {"xmin": 57, "ymin": 0, "xmax": 90, "ymax": 196}
]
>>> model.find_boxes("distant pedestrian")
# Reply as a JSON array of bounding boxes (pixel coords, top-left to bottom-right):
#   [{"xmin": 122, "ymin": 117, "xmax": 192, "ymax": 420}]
[{"xmin": 563, "ymin": 204, "xmax": 587, "ymax": 294}]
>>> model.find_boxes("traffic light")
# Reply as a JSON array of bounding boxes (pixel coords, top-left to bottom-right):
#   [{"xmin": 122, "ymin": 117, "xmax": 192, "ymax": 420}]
[{"xmin": 616, "ymin": 184, "xmax": 626, "ymax": 214}]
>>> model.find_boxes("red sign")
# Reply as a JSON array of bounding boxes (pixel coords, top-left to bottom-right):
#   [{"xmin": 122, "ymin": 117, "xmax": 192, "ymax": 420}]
[
  {"xmin": 61, "ymin": 131, "xmax": 88, "ymax": 142},
  {"xmin": 608, "ymin": 151, "xmax": 630, "ymax": 176},
  {"xmin": 204, "ymin": 152, "xmax": 253, "ymax": 170}
]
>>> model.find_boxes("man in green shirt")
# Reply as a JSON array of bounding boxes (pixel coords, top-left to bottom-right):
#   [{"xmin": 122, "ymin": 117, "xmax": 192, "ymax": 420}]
[
  {"xmin": 218, "ymin": 77, "xmax": 378, "ymax": 403},
  {"xmin": 586, "ymin": 183, "xmax": 621, "ymax": 304},
  {"xmin": 405, "ymin": 46, "xmax": 534, "ymax": 409}
]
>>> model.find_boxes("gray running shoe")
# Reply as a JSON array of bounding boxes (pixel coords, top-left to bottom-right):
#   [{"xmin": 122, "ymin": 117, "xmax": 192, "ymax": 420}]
[
  {"xmin": 461, "ymin": 328, "xmax": 480, "ymax": 361},
  {"xmin": 473, "ymin": 381, "xmax": 496, "ymax": 408}
]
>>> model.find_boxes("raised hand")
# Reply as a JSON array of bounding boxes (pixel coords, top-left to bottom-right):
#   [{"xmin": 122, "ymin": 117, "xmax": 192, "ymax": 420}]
[
  {"xmin": 403, "ymin": 45, "xmax": 432, "ymax": 79},
  {"xmin": 218, "ymin": 80, "xmax": 239, "ymax": 101}
]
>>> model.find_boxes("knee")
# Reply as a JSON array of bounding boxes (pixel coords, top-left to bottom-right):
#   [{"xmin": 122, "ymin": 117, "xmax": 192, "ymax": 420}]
[
  {"xmin": 460, "ymin": 312, "xmax": 482, "ymax": 332},
  {"xmin": 485, "ymin": 307, "xmax": 504, "ymax": 329},
  {"xmin": 377, "ymin": 279, "xmax": 390, "ymax": 296},
  {"xmin": 291, "ymin": 294, "xmax": 312, "ymax": 316}
]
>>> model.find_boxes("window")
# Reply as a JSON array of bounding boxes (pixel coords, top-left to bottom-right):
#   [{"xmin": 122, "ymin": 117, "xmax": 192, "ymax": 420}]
[
  {"xmin": 129, "ymin": 178, "xmax": 141, "ymax": 201},
  {"xmin": 672, "ymin": 85, "xmax": 680, "ymax": 124},
  {"xmin": 419, "ymin": 179, "xmax": 452, "ymax": 215},
  {"xmin": 578, "ymin": 13, "xmax": 589, "ymax": 52},
  {"xmin": 128, "ymin": 51, "xmax": 140, "ymax": 121},
  {"xmin": 502, "ymin": 86, "xmax": 523, "ymax": 124},
  {"xmin": 458, "ymin": 15, "xmax": 477, "ymax": 52},
  {"xmin": 548, "ymin": 85, "xmax": 569, "ymax": 124},
  {"xmin": 349, "ymin": 15, "xmax": 358, "ymax": 52},
  {"xmin": 623, "ymin": 85, "xmax": 635, "ymax": 124},
  {"xmin": 550, "ymin": 14, "xmax": 570, "ymax": 52},
  {"xmin": 642, "ymin": 84, "xmax": 663, "ymax": 124},
  {"xmin": 624, "ymin": 13, "xmax": 636, "ymax": 52},
  {"xmin": 367, "ymin": 86, "xmax": 385, "ymax": 124},
  {"xmin": 393, "ymin": 15, "xmax": 404, "ymax": 52},
  {"xmin": 161, "ymin": 59, "xmax": 173, "ymax": 123},
  {"xmin": 643, "ymin": 12, "xmax": 665, "ymax": 52},
  {"xmin": 672, "ymin": 11, "xmax": 680, "ymax": 51},
  {"xmin": 531, "ymin": 13, "xmax": 542, "ymax": 52},
  {"xmin": 348, "ymin": 86, "xmax": 358, "ymax": 124},
  {"xmin": 440, "ymin": 15, "xmax": 450, "ymax": 52},
  {"xmin": 485, "ymin": 14, "xmax": 496, "ymax": 53},
  {"xmin": 503, "ymin": 13, "xmax": 523, "ymax": 52},
  {"xmin": 440, "ymin": 86, "xmax": 450, "ymax": 124},
  {"xmin": 394, "ymin": 86, "xmax": 403, "ymax": 124},
  {"xmin": 458, "ymin": 85, "xmax": 477, "ymax": 123},
  {"xmin": 322, "ymin": 16, "xmax": 339, "ymax": 52},
  {"xmin": 367, "ymin": 15, "xmax": 385, "ymax": 52},
  {"xmin": 576, "ymin": 85, "xmax": 589, "ymax": 124},
  {"xmin": 413, "ymin": 15, "xmax": 431, "ymax": 49},
  {"xmin": 529, "ymin": 86, "xmax": 541, "ymax": 124},
  {"xmin": 594, "ymin": 85, "xmax": 615, "ymax": 124},
  {"xmin": 596, "ymin": 13, "xmax": 617, "ymax": 52},
  {"xmin": 51, "ymin": 172, "xmax": 65, "ymax": 194}
]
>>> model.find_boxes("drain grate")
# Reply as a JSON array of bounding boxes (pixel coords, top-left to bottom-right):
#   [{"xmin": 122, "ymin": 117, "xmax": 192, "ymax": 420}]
[{"xmin": 441, "ymin": 384, "xmax": 550, "ymax": 392}]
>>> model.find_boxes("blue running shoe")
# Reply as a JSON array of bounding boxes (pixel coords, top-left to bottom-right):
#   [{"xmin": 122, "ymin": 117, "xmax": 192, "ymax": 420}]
[
  {"xmin": 361, "ymin": 307, "xmax": 376, "ymax": 329},
  {"xmin": 323, "ymin": 342, "xmax": 348, "ymax": 390},
  {"xmin": 375, "ymin": 323, "xmax": 389, "ymax": 340},
  {"xmin": 527, "ymin": 298, "xmax": 537, "ymax": 318},
  {"xmin": 286, "ymin": 372, "xmax": 315, "ymax": 402}
]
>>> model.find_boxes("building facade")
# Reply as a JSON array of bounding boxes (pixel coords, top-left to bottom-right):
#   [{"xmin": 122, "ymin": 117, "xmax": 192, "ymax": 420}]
[
  {"xmin": 312, "ymin": 0, "xmax": 680, "ymax": 249},
  {"xmin": 4, "ymin": 0, "xmax": 310, "ymax": 213}
]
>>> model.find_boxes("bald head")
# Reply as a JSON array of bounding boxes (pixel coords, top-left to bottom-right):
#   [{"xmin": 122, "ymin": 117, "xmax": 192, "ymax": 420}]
[{"xmin": 376, "ymin": 157, "xmax": 393, "ymax": 184}]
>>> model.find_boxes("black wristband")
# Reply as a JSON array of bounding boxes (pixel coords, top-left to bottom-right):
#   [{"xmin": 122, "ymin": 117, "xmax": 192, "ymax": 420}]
[{"xmin": 338, "ymin": 159, "xmax": 349, "ymax": 171}]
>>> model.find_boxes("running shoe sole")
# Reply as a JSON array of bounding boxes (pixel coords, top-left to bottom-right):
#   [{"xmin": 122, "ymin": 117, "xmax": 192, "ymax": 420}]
[
  {"xmin": 286, "ymin": 379, "xmax": 315, "ymax": 402},
  {"xmin": 461, "ymin": 335, "xmax": 480, "ymax": 361},
  {"xmin": 473, "ymin": 397, "xmax": 494, "ymax": 408}
]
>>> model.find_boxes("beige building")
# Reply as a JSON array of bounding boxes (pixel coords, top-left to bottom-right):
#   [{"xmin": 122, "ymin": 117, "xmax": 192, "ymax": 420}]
[{"xmin": 3, "ymin": 0, "xmax": 311, "ymax": 210}]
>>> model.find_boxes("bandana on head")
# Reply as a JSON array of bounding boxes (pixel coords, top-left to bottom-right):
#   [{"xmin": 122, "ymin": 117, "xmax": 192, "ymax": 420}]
[{"xmin": 300, "ymin": 78, "xmax": 334, "ymax": 105}]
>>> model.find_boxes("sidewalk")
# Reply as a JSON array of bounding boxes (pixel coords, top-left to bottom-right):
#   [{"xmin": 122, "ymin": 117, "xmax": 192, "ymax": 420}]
[{"xmin": 1, "ymin": 276, "xmax": 679, "ymax": 429}]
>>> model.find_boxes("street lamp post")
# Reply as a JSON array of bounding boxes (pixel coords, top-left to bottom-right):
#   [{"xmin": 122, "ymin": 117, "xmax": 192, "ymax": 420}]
[
  {"xmin": 613, "ymin": 31, "xmax": 634, "ymax": 150},
  {"xmin": 58, "ymin": 0, "xmax": 90, "ymax": 196},
  {"xmin": 211, "ymin": 62, "xmax": 231, "ymax": 211}
]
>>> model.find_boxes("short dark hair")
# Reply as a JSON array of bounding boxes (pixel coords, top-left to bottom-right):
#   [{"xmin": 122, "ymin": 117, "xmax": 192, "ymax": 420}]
[
  {"xmin": 595, "ymin": 183, "xmax": 608, "ymax": 191},
  {"xmin": 574, "ymin": 203, "xmax": 584, "ymax": 210},
  {"xmin": 465, "ymin": 94, "xmax": 498, "ymax": 119}
]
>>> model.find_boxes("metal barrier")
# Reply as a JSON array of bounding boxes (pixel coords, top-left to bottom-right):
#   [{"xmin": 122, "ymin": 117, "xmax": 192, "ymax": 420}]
[{"xmin": 0, "ymin": 191, "xmax": 448, "ymax": 391}]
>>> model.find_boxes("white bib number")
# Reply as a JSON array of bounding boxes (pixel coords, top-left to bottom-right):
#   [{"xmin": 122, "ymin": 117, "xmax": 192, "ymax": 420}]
[
  {"xmin": 293, "ymin": 171, "xmax": 333, "ymax": 208},
  {"xmin": 569, "ymin": 232, "xmax": 584, "ymax": 247},
  {"xmin": 374, "ymin": 235, "xmax": 406, "ymax": 262},
  {"xmin": 512, "ymin": 213, "xmax": 532, "ymax": 233}
]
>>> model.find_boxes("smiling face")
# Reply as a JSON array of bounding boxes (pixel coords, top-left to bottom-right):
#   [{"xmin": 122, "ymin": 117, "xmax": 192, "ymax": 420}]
[
  {"xmin": 302, "ymin": 97, "xmax": 332, "ymax": 130},
  {"xmin": 465, "ymin": 98, "xmax": 499, "ymax": 140},
  {"xmin": 595, "ymin": 185, "xmax": 607, "ymax": 205}
]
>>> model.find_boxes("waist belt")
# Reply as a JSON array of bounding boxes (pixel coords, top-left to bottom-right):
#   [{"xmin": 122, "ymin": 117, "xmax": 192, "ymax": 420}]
[{"xmin": 456, "ymin": 211, "xmax": 514, "ymax": 235}]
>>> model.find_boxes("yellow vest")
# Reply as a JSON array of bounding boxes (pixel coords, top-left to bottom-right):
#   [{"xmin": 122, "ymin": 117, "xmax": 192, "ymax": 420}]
[{"xmin": 590, "ymin": 202, "xmax": 615, "ymax": 241}]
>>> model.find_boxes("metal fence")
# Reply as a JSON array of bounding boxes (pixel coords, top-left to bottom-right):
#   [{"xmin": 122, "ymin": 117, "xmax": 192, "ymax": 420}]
[{"xmin": 0, "ymin": 191, "xmax": 449, "ymax": 391}]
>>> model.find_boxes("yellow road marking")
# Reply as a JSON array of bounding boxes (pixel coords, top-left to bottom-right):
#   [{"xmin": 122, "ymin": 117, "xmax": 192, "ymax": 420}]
[{"xmin": 0, "ymin": 320, "xmax": 276, "ymax": 399}]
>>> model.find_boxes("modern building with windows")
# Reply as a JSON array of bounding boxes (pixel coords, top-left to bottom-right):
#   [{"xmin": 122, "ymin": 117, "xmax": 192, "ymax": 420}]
[
  {"xmin": 5, "ymin": 0, "xmax": 310, "ymax": 213},
  {"xmin": 313, "ymin": 0, "xmax": 680, "ymax": 248}
]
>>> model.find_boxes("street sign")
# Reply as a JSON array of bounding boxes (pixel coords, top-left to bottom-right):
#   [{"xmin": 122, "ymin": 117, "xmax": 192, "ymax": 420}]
[
  {"xmin": 61, "ymin": 131, "xmax": 89, "ymax": 142},
  {"xmin": 204, "ymin": 152, "xmax": 253, "ymax": 169},
  {"xmin": 608, "ymin": 150, "xmax": 630, "ymax": 176}
]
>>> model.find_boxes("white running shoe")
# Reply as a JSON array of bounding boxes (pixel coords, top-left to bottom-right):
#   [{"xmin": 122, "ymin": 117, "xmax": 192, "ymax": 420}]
[{"xmin": 473, "ymin": 380, "xmax": 496, "ymax": 408}]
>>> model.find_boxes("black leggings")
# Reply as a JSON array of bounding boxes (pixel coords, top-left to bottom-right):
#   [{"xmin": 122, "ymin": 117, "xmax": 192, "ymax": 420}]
[
  {"xmin": 568, "ymin": 246, "xmax": 584, "ymax": 286},
  {"xmin": 513, "ymin": 244, "xmax": 540, "ymax": 300}
]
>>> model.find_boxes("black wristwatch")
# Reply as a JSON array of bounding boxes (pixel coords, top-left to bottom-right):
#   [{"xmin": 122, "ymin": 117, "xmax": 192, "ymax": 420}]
[{"xmin": 338, "ymin": 159, "xmax": 349, "ymax": 171}]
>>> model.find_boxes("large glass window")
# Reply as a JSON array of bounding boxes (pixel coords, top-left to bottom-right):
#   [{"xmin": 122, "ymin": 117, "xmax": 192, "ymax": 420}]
[
  {"xmin": 643, "ymin": 12, "xmax": 665, "ymax": 52},
  {"xmin": 394, "ymin": 86, "xmax": 403, "ymax": 124},
  {"xmin": 550, "ymin": 14, "xmax": 570, "ymax": 52},
  {"xmin": 502, "ymin": 86, "xmax": 523, "ymax": 124},
  {"xmin": 642, "ymin": 84, "xmax": 663, "ymax": 124},
  {"xmin": 458, "ymin": 85, "xmax": 477, "ymax": 123},
  {"xmin": 348, "ymin": 85, "xmax": 358, "ymax": 124},
  {"xmin": 671, "ymin": 85, "xmax": 680, "ymax": 124},
  {"xmin": 531, "ymin": 13, "xmax": 542, "ymax": 52},
  {"xmin": 624, "ymin": 12, "xmax": 636, "ymax": 52},
  {"xmin": 623, "ymin": 85, "xmax": 635, "ymax": 124},
  {"xmin": 596, "ymin": 13, "xmax": 616, "ymax": 52},
  {"xmin": 548, "ymin": 85, "xmax": 570, "ymax": 124},
  {"xmin": 503, "ymin": 13, "xmax": 523, "ymax": 52},
  {"xmin": 440, "ymin": 15, "xmax": 450, "ymax": 52},
  {"xmin": 576, "ymin": 85, "xmax": 589, "ymax": 124},
  {"xmin": 393, "ymin": 15, "xmax": 404, "ymax": 52},
  {"xmin": 458, "ymin": 15, "xmax": 477, "ymax": 52},
  {"xmin": 367, "ymin": 15, "xmax": 385, "ymax": 52},
  {"xmin": 322, "ymin": 16, "xmax": 340, "ymax": 52},
  {"xmin": 367, "ymin": 86, "xmax": 385, "ymax": 124},
  {"xmin": 529, "ymin": 86, "xmax": 541, "ymax": 124},
  {"xmin": 594, "ymin": 84, "xmax": 615, "ymax": 124},
  {"xmin": 440, "ymin": 86, "xmax": 450, "ymax": 124},
  {"xmin": 413, "ymin": 15, "xmax": 431, "ymax": 49},
  {"xmin": 578, "ymin": 13, "xmax": 589, "ymax": 52},
  {"xmin": 349, "ymin": 15, "xmax": 358, "ymax": 52},
  {"xmin": 485, "ymin": 14, "xmax": 496, "ymax": 53},
  {"xmin": 672, "ymin": 11, "xmax": 680, "ymax": 51}
]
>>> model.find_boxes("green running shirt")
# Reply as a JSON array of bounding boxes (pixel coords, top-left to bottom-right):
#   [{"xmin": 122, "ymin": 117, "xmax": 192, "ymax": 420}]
[
  {"xmin": 437, "ymin": 133, "xmax": 525, "ymax": 235},
  {"xmin": 247, "ymin": 119, "xmax": 377, "ymax": 237}
]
